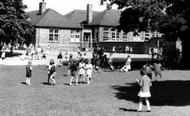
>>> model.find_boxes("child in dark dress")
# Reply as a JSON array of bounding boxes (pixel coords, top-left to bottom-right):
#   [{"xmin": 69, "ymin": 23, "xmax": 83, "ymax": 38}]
[
  {"xmin": 57, "ymin": 51, "xmax": 63, "ymax": 67},
  {"xmin": 26, "ymin": 60, "xmax": 32, "ymax": 85},
  {"xmin": 48, "ymin": 59, "xmax": 56, "ymax": 86},
  {"xmin": 69, "ymin": 60, "xmax": 79, "ymax": 85}
]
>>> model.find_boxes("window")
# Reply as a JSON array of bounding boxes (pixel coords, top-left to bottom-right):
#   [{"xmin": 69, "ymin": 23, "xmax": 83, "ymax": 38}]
[
  {"xmin": 123, "ymin": 33, "xmax": 128, "ymax": 41},
  {"xmin": 111, "ymin": 28, "xmax": 116, "ymax": 40},
  {"xmin": 116, "ymin": 31, "xmax": 120, "ymax": 38},
  {"xmin": 49, "ymin": 29, "xmax": 59, "ymax": 42},
  {"xmin": 103, "ymin": 27, "xmax": 109, "ymax": 41},
  {"xmin": 70, "ymin": 30, "xmax": 80, "ymax": 42}
]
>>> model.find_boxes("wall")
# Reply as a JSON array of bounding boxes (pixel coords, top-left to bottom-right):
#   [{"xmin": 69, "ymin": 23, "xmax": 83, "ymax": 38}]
[{"xmin": 35, "ymin": 27, "xmax": 80, "ymax": 51}]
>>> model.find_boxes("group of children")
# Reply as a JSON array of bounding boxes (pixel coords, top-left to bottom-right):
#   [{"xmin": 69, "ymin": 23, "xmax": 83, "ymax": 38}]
[
  {"xmin": 68, "ymin": 54, "xmax": 93, "ymax": 85},
  {"xmin": 25, "ymin": 59, "xmax": 56, "ymax": 85},
  {"xmin": 25, "ymin": 53, "xmax": 94, "ymax": 86},
  {"xmin": 25, "ymin": 51, "xmax": 163, "ymax": 113}
]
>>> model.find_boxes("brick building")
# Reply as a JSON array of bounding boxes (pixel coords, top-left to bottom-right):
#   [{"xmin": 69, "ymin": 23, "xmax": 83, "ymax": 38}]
[
  {"xmin": 28, "ymin": 0, "xmax": 81, "ymax": 51},
  {"xmin": 28, "ymin": 0, "xmax": 162, "ymax": 53}
]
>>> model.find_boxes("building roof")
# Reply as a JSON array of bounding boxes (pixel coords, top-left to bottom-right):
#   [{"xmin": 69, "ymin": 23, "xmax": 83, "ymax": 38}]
[
  {"xmin": 28, "ymin": 9, "xmax": 80, "ymax": 29},
  {"xmin": 89, "ymin": 9, "xmax": 121, "ymax": 26},
  {"xmin": 64, "ymin": 9, "xmax": 99, "ymax": 24}
]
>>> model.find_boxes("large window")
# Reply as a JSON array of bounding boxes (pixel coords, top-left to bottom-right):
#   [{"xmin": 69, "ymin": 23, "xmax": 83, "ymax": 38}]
[
  {"xmin": 103, "ymin": 27, "xmax": 109, "ymax": 41},
  {"xmin": 49, "ymin": 29, "xmax": 59, "ymax": 42},
  {"xmin": 70, "ymin": 30, "xmax": 80, "ymax": 42},
  {"xmin": 116, "ymin": 30, "xmax": 120, "ymax": 39},
  {"xmin": 111, "ymin": 28, "xmax": 116, "ymax": 41}
]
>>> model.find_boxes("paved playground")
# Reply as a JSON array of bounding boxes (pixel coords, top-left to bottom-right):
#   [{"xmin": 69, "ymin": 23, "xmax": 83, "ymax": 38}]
[{"xmin": 0, "ymin": 50, "xmax": 151, "ymax": 66}]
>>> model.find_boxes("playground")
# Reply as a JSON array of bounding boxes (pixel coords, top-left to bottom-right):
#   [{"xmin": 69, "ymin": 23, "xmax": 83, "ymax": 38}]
[{"xmin": 0, "ymin": 65, "xmax": 190, "ymax": 116}]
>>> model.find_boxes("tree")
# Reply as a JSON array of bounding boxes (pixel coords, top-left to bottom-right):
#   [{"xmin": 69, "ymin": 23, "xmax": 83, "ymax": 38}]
[
  {"xmin": 0, "ymin": 0, "xmax": 33, "ymax": 47},
  {"xmin": 110, "ymin": 0, "xmax": 190, "ymax": 68}
]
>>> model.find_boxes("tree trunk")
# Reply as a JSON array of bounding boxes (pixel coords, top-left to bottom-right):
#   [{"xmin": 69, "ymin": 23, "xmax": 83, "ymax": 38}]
[{"xmin": 181, "ymin": 32, "xmax": 190, "ymax": 69}]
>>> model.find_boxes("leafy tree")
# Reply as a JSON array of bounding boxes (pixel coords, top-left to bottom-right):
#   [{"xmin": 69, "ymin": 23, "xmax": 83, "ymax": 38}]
[
  {"xmin": 0, "ymin": 0, "xmax": 33, "ymax": 47},
  {"xmin": 110, "ymin": 0, "xmax": 190, "ymax": 68}
]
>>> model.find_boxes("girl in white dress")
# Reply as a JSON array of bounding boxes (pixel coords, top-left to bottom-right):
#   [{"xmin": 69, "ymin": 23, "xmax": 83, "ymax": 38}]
[
  {"xmin": 136, "ymin": 69, "xmax": 152, "ymax": 112},
  {"xmin": 85, "ymin": 59, "xmax": 93, "ymax": 84},
  {"xmin": 78, "ymin": 59, "xmax": 86, "ymax": 83}
]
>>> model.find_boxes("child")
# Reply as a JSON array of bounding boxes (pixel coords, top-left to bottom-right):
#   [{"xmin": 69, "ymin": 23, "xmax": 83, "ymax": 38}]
[
  {"xmin": 143, "ymin": 63, "xmax": 153, "ymax": 81},
  {"xmin": 48, "ymin": 59, "xmax": 56, "ymax": 86},
  {"xmin": 64, "ymin": 50, "xmax": 69, "ymax": 62},
  {"xmin": 94, "ymin": 54, "xmax": 101, "ymax": 72},
  {"xmin": 26, "ymin": 60, "xmax": 32, "ymax": 85},
  {"xmin": 57, "ymin": 51, "xmax": 63, "ymax": 67},
  {"xmin": 153, "ymin": 61, "xmax": 162, "ymax": 81},
  {"xmin": 85, "ymin": 59, "xmax": 93, "ymax": 84},
  {"xmin": 78, "ymin": 59, "xmax": 86, "ymax": 83},
  {"xmin": 136, "ymin": 69, "xmax": 152, "ymax": 112},
  {"xmin": 108, "ymin": 53, "xmax": 115, "ymax": 71},
  {"xmin": 68, "ymin": 54, "xmax": 74, "ymax": 76},
  {"xmin": 1, "ymin": 50, "xmax": 6, "ymax": 60},
  {"xmin": 69, "ymin": 60, "xmax": 79, "ymax": 85},
  {"xmin": 120, "ymin": 55, "xmax": 132, "ymax": 72}
]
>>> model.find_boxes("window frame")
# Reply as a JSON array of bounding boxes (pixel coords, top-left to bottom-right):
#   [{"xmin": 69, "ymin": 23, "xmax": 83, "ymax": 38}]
[
  {"xmin": 48, "ymin": 28, "xmax": 59, "ymax": 43},
  {"xmin": 70, "ymin": 30, "xmax": 80, "ymax": 43}
]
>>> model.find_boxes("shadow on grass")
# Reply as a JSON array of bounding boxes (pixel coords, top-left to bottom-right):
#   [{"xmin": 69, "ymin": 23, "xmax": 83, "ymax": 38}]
[
  {"xmin": 63, "ymin": 82, "xmax": 70, "ymax": 86},
  {"xmin": 118, "ymin": 108, "xmax": 137, "ymax": 112},
  {"xmin": 62, "ymin": 74, "xmax": 68, "ymax": 77},
  {"xmin": 42, "ymin": 82, "xmax": 51, "ymax": 85},
  {"xmin": 21, "ymin": 82, "xmax": 27, "ymax": 85},
  {"xmin": 112, "ymin": 80, "xmax": 190, "ymax": 106}
]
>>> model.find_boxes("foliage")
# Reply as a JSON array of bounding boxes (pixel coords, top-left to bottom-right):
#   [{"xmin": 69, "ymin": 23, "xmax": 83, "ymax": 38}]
[
  {"xmin": 0, "ymin": 0, "xmax": 34, "ymax": 45},
  {"xmin": 111, "ymin": 0, "xmax": 190, "ymax": 40},
  {"xmin": 110, "ymin": 0, "xmax": 190, "ymax": 68}
]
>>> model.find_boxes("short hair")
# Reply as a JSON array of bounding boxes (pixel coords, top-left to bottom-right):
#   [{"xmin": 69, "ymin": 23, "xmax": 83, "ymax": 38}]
[
  {"xmin": 28, "ymin": 60, "xmax": 32, "ymax": 65},
  {"xmin": 140, "ymin": 69, "xmax": 146, "ymax": 76},
  {"xmin": 50, "ymin": 59, "xmax": 55, "ymax": 64}
]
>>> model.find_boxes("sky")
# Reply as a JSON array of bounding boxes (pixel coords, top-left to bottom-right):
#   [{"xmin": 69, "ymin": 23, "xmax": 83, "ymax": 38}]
[{"xmin": 23, "ymin": 0, "xmax": 118, "ymax": 15}]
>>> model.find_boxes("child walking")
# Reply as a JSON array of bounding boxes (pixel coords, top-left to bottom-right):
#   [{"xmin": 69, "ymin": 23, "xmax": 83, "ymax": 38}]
[
  {"xmin": 26, "ymin": 60, "xmax": 32, "ymax": 85},
  {"xmin": 69, "ymin": 60, "xmax": 79, "ymax": 85},
  {"xmin": 48, "ymin": 59, "xmax": 56, "ymax": 86},
  {"xmin": 136, "ymin": 69, "xmax": 152, "ymax": 112},
  {"xmin": 85, "ymin": 59, "xmax": 93, "ymax": 84},
  {"xmin": 78, "ymin": 59, "xmax": 86, "ymax": 83}
]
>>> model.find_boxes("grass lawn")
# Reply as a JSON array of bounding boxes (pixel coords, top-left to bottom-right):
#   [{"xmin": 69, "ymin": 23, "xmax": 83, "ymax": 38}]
[{"xmin": 0, "ymin": 65, "xmax": 190, "ymax": 116}]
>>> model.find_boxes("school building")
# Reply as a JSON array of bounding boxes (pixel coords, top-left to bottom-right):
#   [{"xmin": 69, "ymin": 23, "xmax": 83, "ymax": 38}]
[{"xmin": 28, "ymin": 0, "xmax": 163, "ymax": 53}]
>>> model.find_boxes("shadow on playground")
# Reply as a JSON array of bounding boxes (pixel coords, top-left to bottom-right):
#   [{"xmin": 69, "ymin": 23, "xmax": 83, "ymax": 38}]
[{"xmin": 112, "ymin": 80, "xmax": 190, "ymax": 106}]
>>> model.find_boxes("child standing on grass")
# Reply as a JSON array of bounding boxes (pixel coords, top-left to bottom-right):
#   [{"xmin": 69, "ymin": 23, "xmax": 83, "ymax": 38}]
[
  {"xmin": 26, "ymin": 60, "xmax": 32, "ymax": 85},
  {"xmin": 57, "ymin": 51, "xmax": 63, "ymax": 67},
  {"xmin": 136, "ymin": 69, "xmax": 152, "ymax": 112},
  {"xmin": 48, "ymin": 59, "xmax": 56, "ymax": 86},
  {"xmin": 153, "ymin": 61, "xmax": 162, "ymax": 81},
  {"xmin": 68, "ymin": 54, "xmax": 74, "ymax": 76},
  {"xmin": 85, "ymin": 59, "xmax": 93, "ymax": 84},
  {"xmin": 69, "ymin": 60, "xmax": 79, "ymax": 86},
  {"xmin": 78, "ymin": 59, "xmax": 86, "ymax": 83}
]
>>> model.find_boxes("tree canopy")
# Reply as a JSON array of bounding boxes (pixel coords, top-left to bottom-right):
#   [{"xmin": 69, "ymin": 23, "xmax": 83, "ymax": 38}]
[
  {"xmin": 109, "ymin": 0, "xmax": 190, "ymax": 67},
  {"xmin": 0, "ymin": 0, "xmax": 33, "ymax": 45},
  {"xmin": 110, "ymin": 0, "xmax": 190, "ymax": 40}
]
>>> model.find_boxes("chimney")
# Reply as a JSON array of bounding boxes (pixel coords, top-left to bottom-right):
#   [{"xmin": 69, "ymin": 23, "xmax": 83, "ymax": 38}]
[
  {"xmin": 39, "ymin": 0, "xmax": 46, "ymax": 15},
  {"xmin": 87, "ymin": 4, "xmax": 93, "ymax": 24}
]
